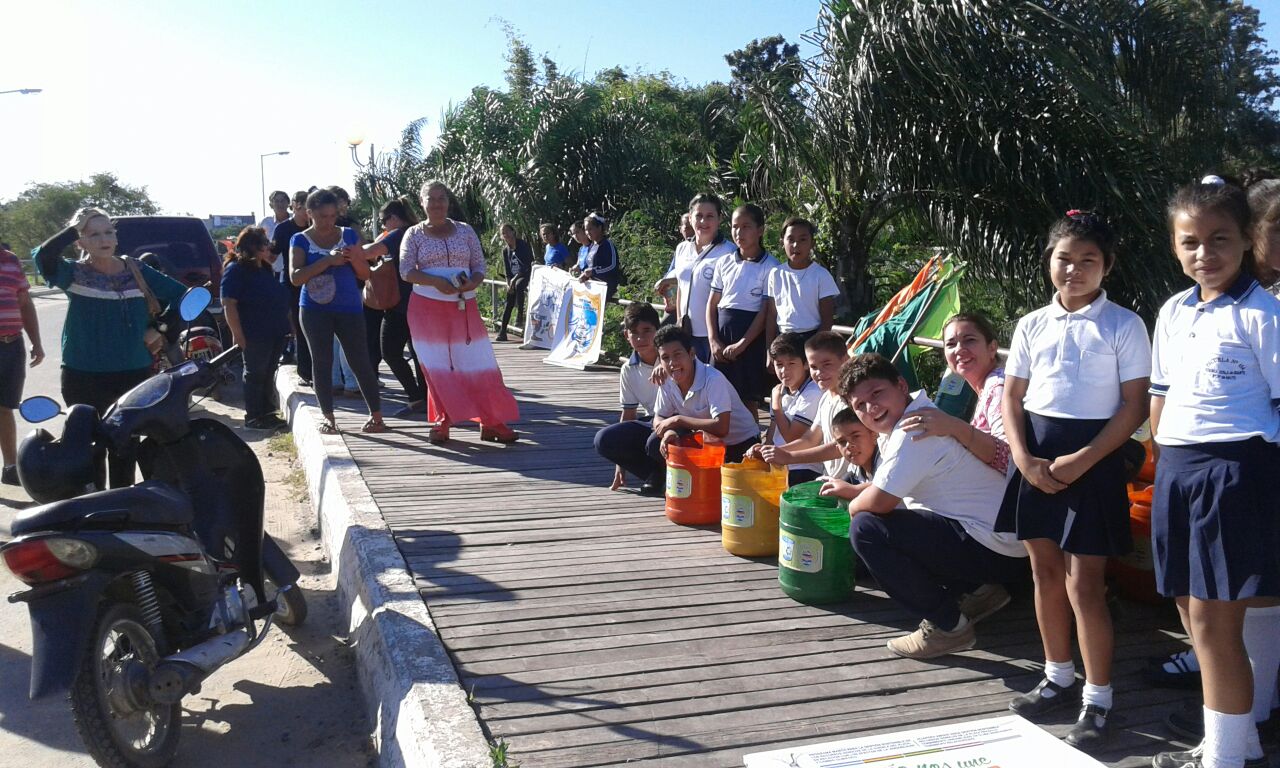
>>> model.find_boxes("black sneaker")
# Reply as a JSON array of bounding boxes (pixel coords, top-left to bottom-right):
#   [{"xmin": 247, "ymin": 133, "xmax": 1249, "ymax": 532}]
[
  {"xmin": 639, "ymin": 482, "xmax": 664, "ymax": 497},
  {"xmin": 1, "ymin": 464, "xmax": 18, "ymax": 486},
  {"xmin": 1165, "ymin": 698, "xmax": 1203, "ymax": 741},
  {"xmin": 258, "ymin": 415, "xmax": 290, "ymax": 432},
  {"xmin": 1144, "ymin": 650, "xmax": 1202, "ymax": 690},
  {"xmin": 1065, "ymin": 704, "xmax": 1111, "ymax": 753},
  {"xmin": 1009, "ymin": 678, "xmax": 1079, "ymax": 719}
]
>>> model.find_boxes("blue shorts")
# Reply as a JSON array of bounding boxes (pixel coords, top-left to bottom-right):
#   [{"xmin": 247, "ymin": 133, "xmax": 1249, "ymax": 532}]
[{"xmin": 1152, "ymin": 438, "xmax": 1280, "ymax": 600}]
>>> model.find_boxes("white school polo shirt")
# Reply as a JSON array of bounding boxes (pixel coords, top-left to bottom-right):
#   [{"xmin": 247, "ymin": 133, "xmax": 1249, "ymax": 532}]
[
  {"xmin": 710, "ymin": 250, "xmax": 779, "ymax": 312},
  {"xmin": 1005, "ymin": 290, "xmax": 1151, "ymax": 420},
  {"xmin": 772, "ymin": 378, "xmax": 825, "ymax": 474},
  {"xmin": 766, "ymin": 260, "xmax": 841, "ymax": 333},
  {"xmin": 872, "ymin": 391, "xmax": 1027, "ymax": 558},
  {"xmin": 815, "ymin": 390, "xmax": 852, "ymax": 480},
  {"xmin": 1149, "ymin": 275, "xmax": 1280, "ymax": 446},
  {"xmin": 619, "ymin": 352, "xmax": 659, "ymax": 418},
  {"xmin": 666, "ymin": 236, "xmax": 737, "ymax": 338},
  {"xmin": 653, "ymin": 359, "xmax": 761, "ymax": 446}
]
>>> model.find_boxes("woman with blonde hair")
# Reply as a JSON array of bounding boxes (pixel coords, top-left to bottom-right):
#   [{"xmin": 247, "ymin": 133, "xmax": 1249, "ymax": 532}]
[
  {"xmin": 400, "ymin": 181, "xmax": 519, "ymax": 443},
  {"xmin": 34, "ymin": 206, "xmax": 186, "ymax": 485}
]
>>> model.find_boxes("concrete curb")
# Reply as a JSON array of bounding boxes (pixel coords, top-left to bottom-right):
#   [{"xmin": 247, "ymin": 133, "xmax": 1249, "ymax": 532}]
[{"xmin": 275, "ymin": 369, "xmax": 492, "ymax": 768}]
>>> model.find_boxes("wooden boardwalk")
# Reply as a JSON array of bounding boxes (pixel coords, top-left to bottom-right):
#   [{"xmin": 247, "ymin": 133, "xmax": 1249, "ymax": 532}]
[{"xmin": 325, "ymin": 339, "xmax": 1197, "ymax": 768}]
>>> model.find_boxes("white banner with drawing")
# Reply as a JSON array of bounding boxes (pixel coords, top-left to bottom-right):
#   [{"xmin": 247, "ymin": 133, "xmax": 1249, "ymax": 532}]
[{"xmin": 520, "ymin": 265, "xmax": 608, "ymax": 369}]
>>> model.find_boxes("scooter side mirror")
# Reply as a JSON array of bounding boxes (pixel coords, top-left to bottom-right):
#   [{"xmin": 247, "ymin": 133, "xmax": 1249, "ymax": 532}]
[
  {"xmin": 19, "ymin": 396, "xmax": 62, "ymax": 423},
  {"xmin": 179, "ymin": 286, "xmax": 212, "ymax": 322}
]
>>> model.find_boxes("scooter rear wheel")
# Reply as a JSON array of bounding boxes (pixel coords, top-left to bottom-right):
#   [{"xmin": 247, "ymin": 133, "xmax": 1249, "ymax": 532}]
[
  {"xmin": 263, "ymin": 573, "xmax": 308, "ymax": 627},
  {"xmin": 70, "ymin": 602, "xmax": 180, "ymax": 768}
]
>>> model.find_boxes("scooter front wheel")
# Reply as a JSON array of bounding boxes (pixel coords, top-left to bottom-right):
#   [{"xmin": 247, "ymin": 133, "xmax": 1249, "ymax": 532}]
[{"xmin": 70, "ymin": 602, "xmax": 181, "ymax": 768}]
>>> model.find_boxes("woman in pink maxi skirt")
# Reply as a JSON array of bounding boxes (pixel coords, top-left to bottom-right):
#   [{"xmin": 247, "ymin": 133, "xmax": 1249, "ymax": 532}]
[{"xmin": 399, "ymin": 181, "xmax": 519, "ymax": 444}]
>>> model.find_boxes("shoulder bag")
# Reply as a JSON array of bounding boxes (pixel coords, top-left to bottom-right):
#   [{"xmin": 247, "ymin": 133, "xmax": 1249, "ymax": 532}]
[{"xmin": 124, "ymin": 257, "xmax": 167, "ymax": 354}]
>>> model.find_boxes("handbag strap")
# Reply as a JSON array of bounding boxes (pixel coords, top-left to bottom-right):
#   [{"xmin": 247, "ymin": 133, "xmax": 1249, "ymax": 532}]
[{"xmin": 123, "ymin": 257, "xmax": 162, "ymax": 318}]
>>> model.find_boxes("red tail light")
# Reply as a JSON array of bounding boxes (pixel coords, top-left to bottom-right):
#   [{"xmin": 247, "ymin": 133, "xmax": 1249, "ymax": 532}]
[{"xmin": 2, "ymin": 539, "xmax": 96, "ymax": 584}]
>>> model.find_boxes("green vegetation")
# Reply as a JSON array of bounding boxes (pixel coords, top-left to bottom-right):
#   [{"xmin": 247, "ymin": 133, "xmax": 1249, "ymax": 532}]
[
  {"xmin": 353, "ymin": 1, "xmax": 1279, "ymax": 332},
  {"xmin": 0, "ymin": 174, "xmax": 159, "ymax": 269}
]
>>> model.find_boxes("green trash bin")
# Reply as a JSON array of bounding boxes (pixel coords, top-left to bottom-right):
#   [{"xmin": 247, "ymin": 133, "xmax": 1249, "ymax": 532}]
[{"xmin": 778, "ymin": 481, "xmax": 855, "ymax": 604}]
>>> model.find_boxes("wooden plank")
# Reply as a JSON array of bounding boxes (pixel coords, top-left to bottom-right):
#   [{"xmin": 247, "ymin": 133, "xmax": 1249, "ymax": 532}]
[{"xmin": 331, "ymin": 341, "xmax": 1191, "ymax": 768}]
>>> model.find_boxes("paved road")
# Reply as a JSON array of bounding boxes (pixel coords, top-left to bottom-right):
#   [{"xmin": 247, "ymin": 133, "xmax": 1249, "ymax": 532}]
[{"xmin": 0, "ymin": 292, "xmax": 374, "ymax": 767}]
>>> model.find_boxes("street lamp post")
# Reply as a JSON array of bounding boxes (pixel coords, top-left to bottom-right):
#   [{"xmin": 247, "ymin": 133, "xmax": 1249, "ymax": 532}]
[
  {"xmin": 259, "ymin": 151, "xmax": 290, "ymax": 218},
  {"xmin": 0, "ymin": 88, "xmax": 43, "ymax": 96}
]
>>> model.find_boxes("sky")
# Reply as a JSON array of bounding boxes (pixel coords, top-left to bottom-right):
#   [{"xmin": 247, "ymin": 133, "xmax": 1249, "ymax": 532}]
[
  {"xmin": 1, "ymin": 0, "xmax": 823, "ymax": 218},
  {"xmin": 3, "ymin": 1, "xmax": 1279, "ymax": 220}
]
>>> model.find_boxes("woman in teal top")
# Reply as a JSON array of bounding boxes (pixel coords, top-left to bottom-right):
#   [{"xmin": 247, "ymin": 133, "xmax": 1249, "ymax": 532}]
[{"xmin": 35, "ymin": 207, "xmax": 186, "ymax": 487}]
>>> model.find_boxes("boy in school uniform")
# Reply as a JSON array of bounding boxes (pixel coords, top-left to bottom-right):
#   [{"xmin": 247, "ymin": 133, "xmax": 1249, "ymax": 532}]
[
  {"xmin": 594, "ymin": 304, "xmax": 664, "ymax": 495},
  {"xmin": 646, "ymin": 325, "xmax": 761, "ymax": 467},
  {"xmin": 756, "ymin": 331, "xmax": 850, "ymax": 482},
  {"xmin": 826, "ymin": 353, "xmax": 1027, "ymax": 660},
  {"xmin": 758, "ymin": 332, "xmax": 825, "ymax": 485},
  {"xmin": 763, "ymin": 217, "xmax": 840, "ymax": 350}
]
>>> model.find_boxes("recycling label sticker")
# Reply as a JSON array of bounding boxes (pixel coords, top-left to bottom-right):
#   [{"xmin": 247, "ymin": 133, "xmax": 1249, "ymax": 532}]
[
  {"xmin": 779, "ymin": 531, "xmax": 824, "ymax": 573},
  {"xmin": 666, "ymin": 467, "xmax": 693, "ymax": 499},
  {"xmin": 721, "ymin": 494, "xmax": 755, "ymax": 528}
]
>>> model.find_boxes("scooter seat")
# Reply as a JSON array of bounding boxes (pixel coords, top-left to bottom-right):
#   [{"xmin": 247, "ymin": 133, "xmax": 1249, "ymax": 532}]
[{"xmin": 11, "ymin": 481, "xmax": 194, "ymax": 536}]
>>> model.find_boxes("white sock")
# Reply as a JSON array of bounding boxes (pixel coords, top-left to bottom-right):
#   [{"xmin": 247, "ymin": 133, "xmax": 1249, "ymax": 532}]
[
  {"xmin": 1082, "ymin": 682, "xmax": 1113, "ymax": 710},
  {"xmin": 948, "ymin": 614, "xmax": 970, "ymax": 633},
  {"xmin": 1244, "ymin": 605, "xmax": 1280, "ymax": 724},
  {"xmin": 1164, "ymin": 648, "xmax": 1201, "ymax": 674},
  {"xmin": 1244, "ymin": 723, "xmax": 1263, "ymax": 762},
  {"xmin": 1202, "ymin": 707, "xmax": 1251, "ymax": 768},
  {"xmin": 1044, "ymin": 659, "xmax": 1076, "ymax": 690}
]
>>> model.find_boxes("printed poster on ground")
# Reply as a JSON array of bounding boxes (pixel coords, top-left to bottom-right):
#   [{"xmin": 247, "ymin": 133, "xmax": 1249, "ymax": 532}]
[{"xmin": 743, "ymin": 715, "xmax": 1105, "ymax": 768}]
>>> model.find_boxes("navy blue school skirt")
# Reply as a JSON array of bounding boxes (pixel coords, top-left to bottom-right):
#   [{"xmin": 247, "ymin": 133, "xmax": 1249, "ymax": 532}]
[
  {"xmin": 1152, "ymin": 438, "xmax": 1280, "ymax": 601},
  {"xmin": 715, "ymin": 307, "xmax": 768, "ymax": 403},
  {"xmin": 996, "ymin": 412, "xmax": 1132, "ymax": 556}
]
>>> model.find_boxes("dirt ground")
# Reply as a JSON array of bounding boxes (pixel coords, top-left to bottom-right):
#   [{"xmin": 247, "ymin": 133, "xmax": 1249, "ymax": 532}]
[{"xmin": 0, "ymin": 383, "xmax": 377, "ymax": 768}]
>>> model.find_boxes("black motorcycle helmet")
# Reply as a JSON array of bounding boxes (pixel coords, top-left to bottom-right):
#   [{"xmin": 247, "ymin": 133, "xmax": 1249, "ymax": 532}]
[{"xmin": 17, "ymin": 404, "xmax": 106, "ymax": 504}]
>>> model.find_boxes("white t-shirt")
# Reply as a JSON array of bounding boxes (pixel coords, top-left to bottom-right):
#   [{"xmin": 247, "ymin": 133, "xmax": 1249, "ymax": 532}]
[
  {"xmin": 711, "ymin": 250, "xmax": 778, "ymax": 312},
  {"xmin": 666, "ymin": 236, "xmax": 737, "ymax": 338},
  {"xmin": 619, "ymin": 352, "xmax": 660, "ymax": 418},
  {"xmin": 872, "ymin": 391, "xmax": 1027, "ymax": 558},
  {"xmin": 766, "ymin": 260, "xmax": 841, "ymax": 333},
  {"xmin": 258, "ymin": 216, "xmax": 286, "ymax": 275},
  {"xmin": 773, "ymin": 378, "xmax": 824, "ymax": 474},
  {"xmin": 653, "ymin": 359, "xmax": 760, "ymax": 446},
  {"xmin": 1005, "ymin": 290, "xmax": 1151, "ymax": 420},
  {"xmin": 815, "ymin": 390, "xmax": 851, "ymax": 480},
  {"xmin": 1150, "ymin": 276, "xmax": 1280, "ymax": 446}
]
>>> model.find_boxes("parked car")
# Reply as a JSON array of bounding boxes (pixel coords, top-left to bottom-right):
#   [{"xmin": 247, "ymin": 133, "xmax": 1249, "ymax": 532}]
[{"xmin": 113, "ymin": 216, "xmax": 223, "ymax": 297}]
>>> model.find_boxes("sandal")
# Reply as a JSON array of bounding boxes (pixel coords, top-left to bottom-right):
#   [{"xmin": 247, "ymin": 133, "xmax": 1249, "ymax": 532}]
[
  {"xmin": 362, "ymin": 418, "xmax": 387, "ymax": 434},
  {"xmin": 427, "ymin": 425, "xmax": 450, "ymax": 444},
  {"xmin": 318, "ymin": 420, "xmax": 339, "ymax": 435}
]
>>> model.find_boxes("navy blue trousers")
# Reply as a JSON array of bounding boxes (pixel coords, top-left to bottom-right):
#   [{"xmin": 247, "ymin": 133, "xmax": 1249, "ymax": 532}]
[{"xmin": 850, "ymin": 509, "xmax": 1027, "ymax": 629}]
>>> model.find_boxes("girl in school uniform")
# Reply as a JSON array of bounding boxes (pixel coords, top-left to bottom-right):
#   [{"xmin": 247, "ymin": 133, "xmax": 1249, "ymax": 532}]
[
  {"xmin": 707, "ymin": 203, "xmax": 778, "ymax": 414},
  {"xmin": 998, "ymin": 211, "xmax": 1152, "ymax": 752},
  {"xmin": 1147, "ymin": 177, "xmax": 1280, "ymax": 768}
]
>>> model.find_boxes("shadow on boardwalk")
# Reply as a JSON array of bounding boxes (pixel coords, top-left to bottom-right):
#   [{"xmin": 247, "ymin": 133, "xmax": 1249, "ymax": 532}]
[{"xmin": 334, "ymin": 342, "xmax": 1200, "ymax": 767}]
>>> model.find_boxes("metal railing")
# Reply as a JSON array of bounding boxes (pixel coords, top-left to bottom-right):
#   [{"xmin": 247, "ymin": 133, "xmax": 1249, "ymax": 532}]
[{"xmin": 479, "ymin": 277, "xmax": 1009, "ymax": 359}]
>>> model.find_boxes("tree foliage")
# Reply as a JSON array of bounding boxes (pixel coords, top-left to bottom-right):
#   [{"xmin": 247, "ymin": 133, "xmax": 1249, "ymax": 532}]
[
  {"xmin": 0, "ymin": 173, "xmax": 159, "ymax": 261},
  {"xmin": 354, "ymin": 4, "xmax": 1280, "ymax": 321}
]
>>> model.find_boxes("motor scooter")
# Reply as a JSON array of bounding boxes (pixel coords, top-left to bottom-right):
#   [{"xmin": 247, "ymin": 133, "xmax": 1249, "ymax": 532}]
[{"xmin": 1, "ymin": 287, "xmax": 305, "ymax": 768}]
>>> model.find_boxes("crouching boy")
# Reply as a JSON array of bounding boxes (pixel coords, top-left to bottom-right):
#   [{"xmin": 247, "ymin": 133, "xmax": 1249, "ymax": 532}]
[
  {"xmin": 594, "ymin": 303, "xmax": 663, "ymax": 494},
  {"xmin": 647, "ymin": 325, "xmax": 760, "ymax": 468}
]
